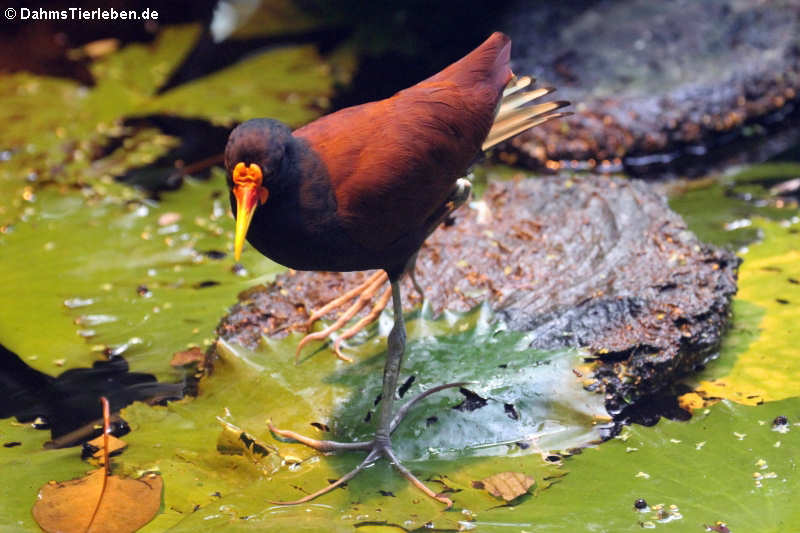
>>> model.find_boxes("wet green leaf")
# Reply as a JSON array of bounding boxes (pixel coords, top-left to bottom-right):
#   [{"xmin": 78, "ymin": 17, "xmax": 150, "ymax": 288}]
[
  {"xmin": 472, "ymin": 398, "xmax": 800, "ymax": 532},
  {"xmin": 669, "ymin": 162, "xmax": 800, "ymax": 249},
  {"xmin": 0, "ymin": 172, "xmax": 281, "ymax": 376},
  {"xmin": 0, "ymin": 419, "xmax": 88, "ymax": 531},
  {"xmin": 690, "ymin": 218, "xmax": 800, "ymax": 405},
  {"xmin": 113, "ymin": 309, "xmax": 603, "ymax": 531}
]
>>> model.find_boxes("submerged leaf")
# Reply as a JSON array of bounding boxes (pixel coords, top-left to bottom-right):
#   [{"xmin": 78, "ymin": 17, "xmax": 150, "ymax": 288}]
[{"xmin": 114, "ymin": 309, "xmax": 582, "ymax": 531}]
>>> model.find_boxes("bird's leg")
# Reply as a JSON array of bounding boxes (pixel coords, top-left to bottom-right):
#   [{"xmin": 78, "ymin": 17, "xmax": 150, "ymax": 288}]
[
  {"xmin": 373, "ymin": 280, "xmax": 407, "ymax": 445},
  {"xmin": 369, "ymin": 280, "xmax": 454, "ymax": 506},
  {"xmin": 270, "ymin": 280, "xmax": 463, "ymax": 507}
]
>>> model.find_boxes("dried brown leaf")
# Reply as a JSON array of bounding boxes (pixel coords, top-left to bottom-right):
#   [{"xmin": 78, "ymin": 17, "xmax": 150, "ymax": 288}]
[
  {"xmin": 86, "ymin": 434, "xmax": 127, "ymax": 459},
  {"xmin": 32, "ymin": 469, "xmax": 162, "ymax": 533},
  {"xmin": 170, "ymin": 346, "xmax": 204, "ymax": 367},
  {"xmin": 476, "ymin": 471, "xmax": 535, "ymax": 502}
]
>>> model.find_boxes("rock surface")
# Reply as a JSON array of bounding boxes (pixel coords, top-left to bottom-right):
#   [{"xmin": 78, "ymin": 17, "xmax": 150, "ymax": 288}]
[
  {"xmin": 217, "ymin": 175, "xmax": 739, "ymax": 414},
  {"xmin": 499, "ymin": 0, "xmax": 800, "ymax": 173}
]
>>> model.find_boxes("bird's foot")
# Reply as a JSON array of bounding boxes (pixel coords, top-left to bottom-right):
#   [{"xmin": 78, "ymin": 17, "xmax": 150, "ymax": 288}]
[
  {"xmin": 268, "ymin": 381, "xmax": 468, "ymax": 507},
  {"xmin": 267, "ymin": 441, "xmax": 453, "ymax": 507},
  {"xmin": 296, "ymin": 270, "xmax": 391, "ymax": 362}
]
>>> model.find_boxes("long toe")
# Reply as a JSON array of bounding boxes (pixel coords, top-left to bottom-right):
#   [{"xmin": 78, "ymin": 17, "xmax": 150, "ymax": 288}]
[
  {"xmin": 268, "ymin": 422, "xmax": 373, "ymax": 452},
  {"xmin": 332, "ymin": 284, "xmax": 392, "ymax": 359},
  {"xmin": 382, "ymin": 445, "xmax": 453, "ymax": 508},
  {"xmin": 296, "ymin": 271, "xmax": 389, "ymax": 362},
  {"xmin": 269, "ymin": 449, "xmax": 381, "ymax": 505}
]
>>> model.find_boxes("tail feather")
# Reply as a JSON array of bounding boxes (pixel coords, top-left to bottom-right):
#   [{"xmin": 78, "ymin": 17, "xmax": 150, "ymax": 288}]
[
  {"xmin": 483, "ymin": 77, "xmax": 570, "ymax": 151},
  {"xmin": 497, "ymin": 86, "xmax": 556, "ymax": 118},
  {"xmin": 483, "ymin": 112, "xmax": 570, "ymax": 150},
  {"xmin": 502, "ymin": 75, "xmax": 533, "ymax": 98},
  {"xmin": 492, "ymin": 100, "xmax": 569, "ymax": 133}
]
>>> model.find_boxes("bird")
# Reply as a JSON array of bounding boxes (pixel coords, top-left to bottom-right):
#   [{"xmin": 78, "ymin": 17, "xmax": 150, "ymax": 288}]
[{"xmin": 225, "ymin": 31, "xmax": 568, "ymax": 507}]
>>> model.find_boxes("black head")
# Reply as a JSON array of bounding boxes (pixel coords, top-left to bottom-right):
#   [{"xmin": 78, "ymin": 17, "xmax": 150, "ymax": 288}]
[
  {"xmin": 225, "ymin": 118, "xmax": 293, "ymax": 190},
  {"xmin": 225, "ymin": 118, "xmax": 295, "ymax": 260}
]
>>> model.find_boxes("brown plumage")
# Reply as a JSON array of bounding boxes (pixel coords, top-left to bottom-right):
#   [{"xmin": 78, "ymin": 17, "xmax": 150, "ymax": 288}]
[
  {"xmin": 225, "ymin": 31, "xmax": 566, "ymax": 277},
  {"xmin": 224, "ymin": 31, "xmax": 568, "ymax": 507}
]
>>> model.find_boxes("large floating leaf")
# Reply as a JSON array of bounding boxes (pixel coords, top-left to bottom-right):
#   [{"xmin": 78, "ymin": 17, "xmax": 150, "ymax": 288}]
[
  {"xmin": 472, "ymin": 398, "xmax": 800, "ymax": 532},
  {"xmin": 0, "ymin": 173, "xmax": 281, "ymax": 377},
  {"xmin": 690, "ymin": 218, "xmax": 800, "ymax": 405},
  {"xmin": 0, "ymin": 419, "xmax": 87, "ymax": 530},
  {"xmin": 113, "ymin": 307, "xmax": 606, "ymax": 531}
]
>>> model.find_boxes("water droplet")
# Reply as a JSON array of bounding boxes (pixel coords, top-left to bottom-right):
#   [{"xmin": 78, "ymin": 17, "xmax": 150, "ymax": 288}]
[
  {"xmin": 64, "ymin": 297, "xmax": 95, "ymax": 308},
  {"xmin": 75, "ymin": 314, "xmax": 118, "ymax": 326}
]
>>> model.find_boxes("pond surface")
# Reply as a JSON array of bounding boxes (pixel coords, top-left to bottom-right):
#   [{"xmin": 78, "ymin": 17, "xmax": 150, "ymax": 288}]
[{"xmin": 1, "ymin": 22, "xmax": 799, "ymax": 533}]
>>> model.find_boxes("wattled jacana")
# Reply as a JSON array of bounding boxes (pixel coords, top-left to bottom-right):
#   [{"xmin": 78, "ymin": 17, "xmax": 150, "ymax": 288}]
[{"xmin": 225, "ymin": 31, "xmax": 568, "ymax": 506}]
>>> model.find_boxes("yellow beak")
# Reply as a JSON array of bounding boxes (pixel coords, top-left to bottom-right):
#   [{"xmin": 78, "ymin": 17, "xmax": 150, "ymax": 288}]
[{"xmin": 233, "ymin": 184, "xmax": 268, "ymax": 261}]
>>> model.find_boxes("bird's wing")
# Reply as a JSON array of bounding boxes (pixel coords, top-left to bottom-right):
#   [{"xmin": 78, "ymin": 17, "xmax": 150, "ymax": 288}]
[
  {"xmin": 295, "ymin": 33, "xmax": 516, "ymax": 253},
  {"xmin": 295, "ymin": 80, "xmax": 497, "ymax": 253}
]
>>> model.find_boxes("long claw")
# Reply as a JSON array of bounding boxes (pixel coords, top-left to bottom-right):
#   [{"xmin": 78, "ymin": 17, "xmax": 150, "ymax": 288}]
[
  {"xmin": 268, "ymin": 449, "xmax": 381, "ymax": 505},
  {"xmin": 268, "ymin": 422, "xmax": 372, "ymax": 452},
  {"xmin": 383, "ymin": 446, "xmax": 453, "ymax": 508},
  {"xmin": 332, "ymin": 285, "xmax": 392, "ymax": 360}
]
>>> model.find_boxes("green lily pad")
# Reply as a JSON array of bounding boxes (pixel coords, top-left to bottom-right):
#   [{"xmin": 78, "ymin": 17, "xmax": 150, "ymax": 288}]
[
  {"xmin": 111, "ymin": 307, "xmax": 605, "ymax": 531},
  {"xmin": 690, "ymin": 218, "xmax": 800, "ymax": 405},
  {"xmin": 0, "ymin": 419, "xmax": 89, "ymax": 531},
  {"xmin": 0, "ymin": 172, "xmax": 281, "ymax": 377},
  {"xmin": 669, "ymin": 162, "xmax": 800, "ymax": 249},
  {"xmin": 473, "ymin": 398, "xmax": 800, "ymax": 532}
]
